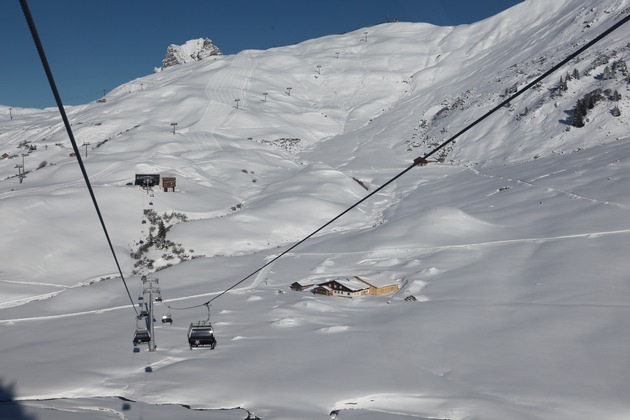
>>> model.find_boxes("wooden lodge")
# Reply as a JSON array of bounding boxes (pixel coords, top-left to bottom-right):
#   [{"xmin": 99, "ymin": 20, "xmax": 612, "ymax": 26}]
[
  {"xmin": 314, "ymin": 277, "xmax": 370, "ymax": 298},
  {"xmin": 353, "ymin": 276, "xmax": 400, "ymax": 296},
  {"xmin": 302, "ymin": 275, "xmax": 400, "ymax": 298}
]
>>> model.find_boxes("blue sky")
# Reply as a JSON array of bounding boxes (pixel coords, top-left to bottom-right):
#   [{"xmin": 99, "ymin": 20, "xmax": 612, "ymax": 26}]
[{"xmin": 1, "ymin": 0, "xmax": 523, "ymax": 109}]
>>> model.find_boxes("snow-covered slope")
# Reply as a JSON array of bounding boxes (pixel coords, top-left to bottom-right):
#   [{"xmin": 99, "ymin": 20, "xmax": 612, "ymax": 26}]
[{"xmin": 2, "ymin": 0, "xmax": 630, "ymax": 419}]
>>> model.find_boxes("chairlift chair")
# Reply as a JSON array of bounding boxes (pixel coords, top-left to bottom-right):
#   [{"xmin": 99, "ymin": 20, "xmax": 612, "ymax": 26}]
[
  {"xmin": 187, "ymin": 321, "xmax": 216, "ymax": 349},
  {"xmin": 133, "ymin": 328, "xmax": 150, "ymax": 346},
  {"xmin": 187, "ymin": 303, "xmax": 216, "ymax": 349}
]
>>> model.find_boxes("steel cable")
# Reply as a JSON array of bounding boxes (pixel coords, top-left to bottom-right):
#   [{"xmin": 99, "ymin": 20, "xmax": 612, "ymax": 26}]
[{"xmin": 19, "ymin": 0, "xmax": 139, "ymax": 316}]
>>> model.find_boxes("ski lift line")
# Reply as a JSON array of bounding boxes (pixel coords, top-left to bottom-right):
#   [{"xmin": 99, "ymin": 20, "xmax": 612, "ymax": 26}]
[
  {"xmin": 19, "ymin": 0, "xmax": 138, "ymax": 317},
  {"xmin": 419, "ymin": 11, "xmax": 630, "ymax": 164},
  {"xmin": 166, "ymin": 11, "xmax": 630, "ymax": 313}
]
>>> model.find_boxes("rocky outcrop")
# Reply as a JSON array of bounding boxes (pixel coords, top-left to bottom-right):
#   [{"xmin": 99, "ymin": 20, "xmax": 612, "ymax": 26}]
[{"xmin": 156, "ymin": 38, "xmax": 222, "ymax": 71}]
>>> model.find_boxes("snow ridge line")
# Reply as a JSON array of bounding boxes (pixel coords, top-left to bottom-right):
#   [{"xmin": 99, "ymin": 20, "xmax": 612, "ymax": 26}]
[
  {"xmin": 0, "ymin": 395, "xmax": 252, "ymax": 418},
  {"xmin": 287, "ymin": 227, "xmax": 630, "ymax": 257},
  {"xmin": 0, "ymin": 271, "xmax": 269, "ymax": 323}
]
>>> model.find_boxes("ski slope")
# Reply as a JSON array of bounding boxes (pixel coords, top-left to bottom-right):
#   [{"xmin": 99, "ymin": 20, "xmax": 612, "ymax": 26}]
[{"xmin": 2, "ymin": 0, "xmax": 630, "ymax": 418}]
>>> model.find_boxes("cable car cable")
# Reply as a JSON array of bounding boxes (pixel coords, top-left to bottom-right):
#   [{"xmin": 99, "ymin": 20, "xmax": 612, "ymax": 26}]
[
  {"xmin": 167, "ymin": 10, "xmax": 630, "ymax": 312},
  {"xmin": 19, "ymin": 0, "xmax": 138, "ymax": 317}
]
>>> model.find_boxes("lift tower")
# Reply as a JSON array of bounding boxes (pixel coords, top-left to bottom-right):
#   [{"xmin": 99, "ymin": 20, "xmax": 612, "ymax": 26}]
[{"xmin": 141, "ymin": 275, "xmax": 161, "ymax": 352}]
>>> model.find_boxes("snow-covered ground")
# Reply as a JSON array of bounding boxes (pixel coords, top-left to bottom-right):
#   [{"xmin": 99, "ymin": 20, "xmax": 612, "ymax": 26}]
[{"xmin": 2, "ymin": 0, "xmax": 630, "ymax": 418}]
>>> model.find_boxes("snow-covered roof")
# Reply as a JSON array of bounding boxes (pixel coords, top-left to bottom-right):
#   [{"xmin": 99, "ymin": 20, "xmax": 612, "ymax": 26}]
[
  {"xmin": 293, "ymin": 280, "xmax": 314, "ymax": 286},
  {"xmin": 332, "ymin": 277, "xmax": 369, "ymax": 291},
  {"xmin": 354, "ymin": 275, "xmax": 397, "ymax": 288}
]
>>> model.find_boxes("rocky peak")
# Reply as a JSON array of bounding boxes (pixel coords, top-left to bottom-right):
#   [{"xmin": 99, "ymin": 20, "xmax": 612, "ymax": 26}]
[{"xmin": 156, "ymin": 38, "xmax": 222, "ymax": 71}]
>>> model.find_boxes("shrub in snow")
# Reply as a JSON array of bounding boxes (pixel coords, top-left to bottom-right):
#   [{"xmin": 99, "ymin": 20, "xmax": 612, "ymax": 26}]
[{"xmin": 611, "ymin": 105, "xmax": 622, "ymax": 117}]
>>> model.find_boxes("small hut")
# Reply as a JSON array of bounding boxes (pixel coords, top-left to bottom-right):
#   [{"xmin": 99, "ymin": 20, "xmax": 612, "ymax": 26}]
[{"xmin": 290, "ymin": 281, "xmax": 314, "ymax": 291}]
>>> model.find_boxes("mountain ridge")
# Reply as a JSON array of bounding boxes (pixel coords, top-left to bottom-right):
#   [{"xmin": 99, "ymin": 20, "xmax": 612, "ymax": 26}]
[{"xmin": 155, "ymin": 37, "xmax": 222, "ymax": 72}]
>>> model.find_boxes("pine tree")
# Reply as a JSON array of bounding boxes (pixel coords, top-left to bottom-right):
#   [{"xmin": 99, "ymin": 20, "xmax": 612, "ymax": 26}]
[
  {"xmin": 572, "ymin": 99, "xmax": 586, "ymax": 127},
  {"xmin": 584, "ymin": 89, "xmax": 602, "ymax": 110},
  {"xmin": 572, "ymin": 109, "xmax": 585, "ymax": 127},
  {"xmin": 572, "ymin": 68, "xmax": 580, "ymax": 80},
  {"xmin": 156, "ymin": 221, "xmax": 167, "ymax": 249},
  {"xmin": 552, "ymin": 77, "xmax": 568, "ymax": 98}
]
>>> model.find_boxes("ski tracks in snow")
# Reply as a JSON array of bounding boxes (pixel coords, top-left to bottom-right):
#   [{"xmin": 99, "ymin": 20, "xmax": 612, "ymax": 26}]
[
  {"xmin": 289, "ymin": 228, "xmax": 630, "ymax": 269},
  {"xmin": 467, "ymin": 165, "xmax": 630, "ymax": 210},
  {"xmin": 0, "ymin": 257, "xmax": 274, "ymax": 324},
  {"xmin": 191, "ymin": 51, "xmax": 259, "ymax": 135}
]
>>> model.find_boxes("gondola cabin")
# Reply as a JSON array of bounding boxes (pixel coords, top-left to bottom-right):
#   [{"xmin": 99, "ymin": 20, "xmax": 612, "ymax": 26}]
[
  {"xmin": 133, "ymin": 328, "xmax": 150, "ymax": 346},
  {"xmin": 187, "ymin": 322, "xmax": 216, "ymax": 349}
]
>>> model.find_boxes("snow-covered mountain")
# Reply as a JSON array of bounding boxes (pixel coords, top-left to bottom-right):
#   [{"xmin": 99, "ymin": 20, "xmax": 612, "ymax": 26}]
[
  {"xmin": 156, "ymin": 37, "xmax": 222, "ymax": 71},
  {"xmin": 2, "ymin": 0, "xmax": 630, "ymax": 419}
]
